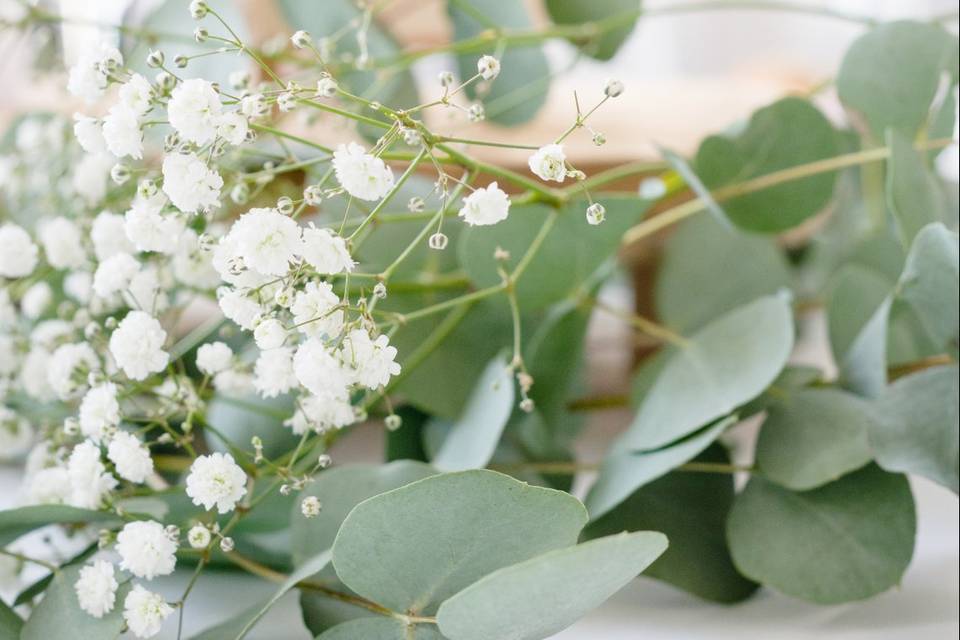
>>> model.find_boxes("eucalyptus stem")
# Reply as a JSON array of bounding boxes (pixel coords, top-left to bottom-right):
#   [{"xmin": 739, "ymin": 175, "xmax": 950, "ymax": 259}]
[
  {"xmin": 591, "ymin": 297, "xmax": 689, "ymax": 348},
  {"xmin": 621, "ymin": 137, "xmax": 955, "ymax": 246}
]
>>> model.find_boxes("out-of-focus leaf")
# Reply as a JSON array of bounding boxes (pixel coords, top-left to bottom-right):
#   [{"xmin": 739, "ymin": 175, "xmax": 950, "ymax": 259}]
[{"xmin": 544, "ymin": 0, "xmax": 640, "ymax": 60}]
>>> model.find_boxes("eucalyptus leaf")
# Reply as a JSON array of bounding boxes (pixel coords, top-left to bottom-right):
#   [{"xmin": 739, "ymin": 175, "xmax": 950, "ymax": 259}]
[
  {"xmin": 0, "ymin": 599, "xmax": 21, "ymax": 637},
  {"xmin": 693, "ymin": 97, "xmax": 839, "ymax": 232},
  {"xmin": 0, "ymin": 505, "xmax": 120, "ymax": 548},
  {"xmin": 897, "ymin": 223, "xmax": 959, "ymax": 357},
  {"xmin": 727, "ymin": 465, "xmax": 915, "ymax": 604},
  {"xmin": 458, "ymin": 197, "xmax": 650, "ymax": 311},
  {"xmin": 616, "ymin": 294, "xmax": 793, "ymax": 451},
  {"xmin": 437, "ymin": 531, "xmax": 666, "ymax": 640},
  {"xmin": 331, "ymin": 470, "xmax": 587, "ymax": 614},
  {"xmin": 21, "ymin": 563, "xmax": 130, "ymax": 640},
  {"xmin": 432, "ymin": 354, "xmax": 514, "ymax": 471},
  {"xmin": 838, "ymin": 294, "xmax": 892, "ymax": 398},
  {"xmin": 206, "ymin": 393, "xmax": 299, "ymax": 459},
  {"xmin": 656, "ymin": 214, "xmax": 792, "ymax": 332},
  {"xmin": 584, "ymin": 445, "xmax": 758, "ymax": 603},
  {"xmin": 447, "ymin": 0, "xmax": 550, "ymax": 125},
  {"xmin": 544, "ymin": 0, "xmax": 639, "ymax": 60},
  {"xmin": 872, "ymin": 365, "xmax": 959, "ymax": 493},
  {"xmin": 192, "ymin": 552, "xmax": 331, "ymax": 640},
  {"xmin": 755, "ymin": 388, "xmax": 875, "ymax": 490},
  {"xmin": 291, "ymin": 462, "xmax": 436, "ymax": 567},
  {"xmin": 315, "ymin": 617, "xmax": 444, "ymax": 639},
  {"xmin": 586, "ymin": 415, "xmax": 737, "ymax": 519},
  {"xmin": 837, "ymin": 21, "xmax": 959, "ymax": 138},
  {"xmin": 885, "ymin": 129, "xmax": 946, "ymax": 247},
  {"xmin": 826, "ymin": 264, "xmax": 891, "ymax": 363}
]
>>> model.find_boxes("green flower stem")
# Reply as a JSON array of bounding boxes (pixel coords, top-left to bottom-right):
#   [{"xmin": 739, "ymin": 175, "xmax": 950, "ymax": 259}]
[
  {"xmin": 434, "ymin": 136, "xmax": 540, "ymax": 150},
  {"xmin": 435, "ymin": 142, "xmax": 563, "ymax": 206},
  {"xmin": 348, "ymin": 147, "xmax": 428, "ymax": 240},
  {"xmin": 591, "ymin": 297, "xmax": 689, "ymax": 348},
  {"xmin": 621, "ymin": 136, "xmax": 955, "ymax": 247}
]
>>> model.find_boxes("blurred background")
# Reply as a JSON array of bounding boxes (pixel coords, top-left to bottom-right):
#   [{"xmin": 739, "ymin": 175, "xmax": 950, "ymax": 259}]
[{"xmin": 1, "ymin": 1, "xmax": 958, "ymax": 638}]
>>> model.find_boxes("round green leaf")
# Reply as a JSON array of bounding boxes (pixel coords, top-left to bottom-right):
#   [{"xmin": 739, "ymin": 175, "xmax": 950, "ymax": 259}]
[
  {"xmin": 885, "ymin": 129, "xmax": 948, "ymax": 247},
  {"xmin": 693, "ymin": 97, "xmax": 839, "ymax": 232},
  {"xmin": 432, "ymin": 354, "xmax": 514, "ymax": 471},
  {"xmin": 584, "ymin": 444, "xmax": 758, "ymax": 604},
  {"xmin": 727, "ymin": 465, "xmax": 916, "ymax": 604},
  {"xmin": 21, "ymin": 564, "xmax": 131, "ymax": 640},
  {"xmin": 897, "ymin": 223, "xmax": 959, "ymax": 358},
  {"xmin": 290, "ymin": 461, "xmax": 436, "ymax": 566},
  {"xmin": 872, "ymin": 365, "xmax": 959, "ymax": 493},
  {"xmin": 544, "ymin": 0, "xmax": 639, "ymax": 60},
  {"xmin": 837, "ymin": 21, "xmax": 959, "ymax": 138},
  {"xmin": 331, "ymin": 470, "xmax": 587, "ymax": 614},
  {"xmin": 755, "ymin": 388, "xmax": 875, "ymax": 490},
  {"xmin": 617, "ymin": 294, "xmax": 794, "ymax": 451},
  {"xmin": 0, "ymin": 505, "xmax": 120, "ymax": 548},
  {"xmin": 315, "ymin": 617, "xmax": 444, "ymax": 639},
  {"xmin": 586, "ymin": 415, "xmax": 737, "ymax": 519},
  {"xmin": 447, "ymin": 1, "xmax": 549, "ymax": 125},
  {"xmin": 458, "ymin": 197, "xmax": 649, "ymax": 311},
  {"xmin": 656, "ymin": 214, "xmax": 792, "ymax": 332},
  {"xmin": 437, "ymin": 531, "xmax": 666, "ymax": 640}
]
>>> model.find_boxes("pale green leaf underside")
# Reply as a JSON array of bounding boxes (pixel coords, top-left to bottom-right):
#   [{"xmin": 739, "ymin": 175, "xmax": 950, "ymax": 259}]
[{"xmin": 437, "ymin": 532, "xmax": 668, "ymax": 640}]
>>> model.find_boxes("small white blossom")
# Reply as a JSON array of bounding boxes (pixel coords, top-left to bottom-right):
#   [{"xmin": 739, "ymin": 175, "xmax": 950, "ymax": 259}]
[
  {"xmin": 48, "ymin": 342, "xmax": 99, "ymax": 399},
  {"xmin": 254, "ymin": 347, "xmax": 297, "ymax": 398},
  {"xmin": 477, "ymin": 55, "xmax": 501, "ymax": 80},
  {"xmin": 119, "ymin": 73, "xmax": 154, "ymax": 115},
  {"xmin": 291, "ymin": 280, "xmax": 343, "ymax": 339},
  {"xmin": 39, "ymin": 217, "xmax": 86, "ymax": 270},
  {"xmin": 196, "ymin": 342, "xmax": 232, "ymax": 375},
  {"xmin": 125, "ymin": 191, "xmax": 185, "ymax": 254},
  {"xmin": 167, "ymin": 78, "xmax": 222, "ymax": 145},
  {"xmin": 293, "ymin": 338, "xmax": 352, "ymax": 398},
  {"xmin": 67, "ymin": 43, "xmax": 123, "ymax": 103},
  {"xmin": 74, "ymin": 560, "xmax": 118, "ymax": 618},
  {"xmin": 64, "ymin": 271, "xmax": 93, "ymax": 303},
  {"xmin": 91, "ymin": 210, "xmax": 135, "ymax": 260},
  {"xmin": 93, "ymin": 252, "xmax": 140, "ymax": 298},
  {"xmin": 254, "ymin": 317, "xmax": 287, "ymax": 350},
  {"xmin": 458, "ymin": 182, "xmax": 510, "ymax": 226},
  {"xmin": 20, "ymin": 282, "xmax": 52, "ymax": 319},
  {"xmin": 116, "ymin": 520, "xmax": 178, "ymax": 579},
  {"xmin": 217, "ymin": 111, "xmax": 249, "ymax": 146},
  {"xmin": 301, "ymin": 226, "xmax": 354, "ymax": 275},
  {"xmin": 109, "ymin": 311, "xmax": 169, "ymax": 381},
  {"xmin": 332, "ymin": 142, "xmax": 395, "ymax": 201},
  {"xmin": 123, "ymin": 584, "xmax": 173, "ymax": 638},
  {"xmin": 162, "ymin": 152, "xmax": 223, "ymax": 214},
  {"xmin": 228, "ymin": 208, "xmax": 302, "ymax": 276},
  {"xmin": 79, "ymin": 383, "xmax": 120, "ymax": 441},
  {"xmin": 108, "ymin": 431, "xmax": 153, "ymax": 483},
  {"xmin": 340, "ymin": 328, "xmax": 400, "ymax": 389},
  {"xmin": 73, "ymin": 153, "xmax": 113, "ymax": 205},
  {"xmin": 187, "ymin": 525, "xmax": 211, "ymax": 549},
  {"xmin": 285, "ymin": 392, "xmax": 355, "ymax": 435},
  {"xmin": 0, "ymin": 224, "xmax": 38, "ymax": 277},
  {"xmin": 528, "ymin": 144, "xmax": 567, "ymax": 182},
  {"xmin": 301, "ymin": 495, "xmax": 321, "ymax": 518},
  {"xmin": 185, "ymin": 452, "xmax": 247, "ymax": 514},
  {"xmin": 67, "ymin": 440, "xmax": 118, "ymax": 509},
  {"xmin": 586, "ymin": 202, "xmax": 606, "ymax": 225},
  {"xmin": 217, "ymin": 287, "xmax": 261, "ymax": 330},
  {"xmin": 74, "ymin": 114, "xmax": 107, "ymax": 155},
  {"xmin": 102, "ymin": 104, "xmax": 144, "ymax": 159}
]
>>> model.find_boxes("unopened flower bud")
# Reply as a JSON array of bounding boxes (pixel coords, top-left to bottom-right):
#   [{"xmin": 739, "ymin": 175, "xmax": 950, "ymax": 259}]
[
  {"xmin": 194, "ymin": 27, "xmax": 208, "ymax": 43},
  {"xmin": 316, "ymin": 76, "xmax": 338, "ymax": 98},
  {"xmin": 592, "ymin": 132, "xmax": 606, "ymax": 146},
  {"xmin": 188, "ymin": 524, "xmax": 211, "ymax": 549},
  {"xmin": 384, "ymin": 414, "xmax": 402, "ymax": 431},
  {"xmin": 428, "ymin": 232, "xmax": 448, "ymax": 251},
  {"xmin": 304, "ymin": 185, "xmax": 323, "ymax": 206},
  {"xmin": 373, "ymin": 282, "xmax": 387, "ymax": 299},
  {"xmin": 519, "ymin": 398, "xmax": 535, "ymax": 413},
  {"xmin": 438, "ymin": 71, "xmax": 455, "ymax": 87},
  {"xmin": 467, "ymin": 103, "xmax": 485, "ymax": 123},
  {"xmin": 402, "ymin": 128, "xmax": 422, "ymax": 147},
  {"xmin": 317, "ymin": 454, "xmax": 332, "ymax": 468},
  {"xmin": 189, "ymin": 0, "xmax": 208, "ymax": 20},
  {"xmin": 586, "ymin": 202, "xmax": 606, "ymax": 226},
  {"xmin": 604, "ymin": 78, "xmax": 624, "ymax": 98},
  {"xmin": 110, "ymin": 164, "xmax": 130, "ymax": 185},
  {"xmin": 146, "ymin": 50, "xmax": 165, "ymax": 68},
  {"xmin": 291, "ymin": 30, "xmax": 312, "ymax": 49},
  {"xmin": 276, "ymin": 196, "xmax": 294, "ymax": 215},
  {"xmin": 219, "ymin": 537, "xmax": 234, "ymax": 552},
  {"xmin": 174, "ymin": 54, "xmax": 188, "ymax": 69}
]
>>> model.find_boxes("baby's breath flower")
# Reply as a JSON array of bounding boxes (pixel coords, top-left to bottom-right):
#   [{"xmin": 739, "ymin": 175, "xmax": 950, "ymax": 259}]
[
  {"xmin": 477, "ymin": 55, "xmax": 501, "ymax": 80},
  {"xmin": 298, "ymin": 495, "xmax": 321, "ymax": 519},
  {"xmin": 187, "ymin": 524, "xmax": 211, "ymax": 549}
]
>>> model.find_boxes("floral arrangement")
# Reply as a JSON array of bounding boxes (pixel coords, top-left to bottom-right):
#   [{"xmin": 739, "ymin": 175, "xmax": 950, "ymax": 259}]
[{"xmin": 0, "ymin": 1, "xmax": 957, "ymax": 639}]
